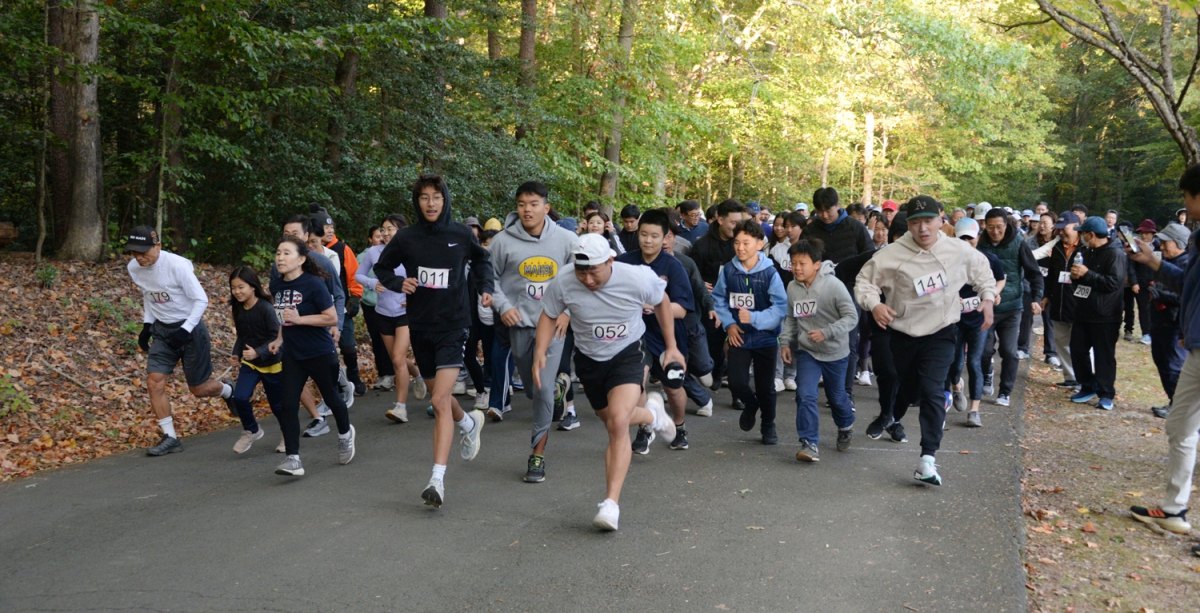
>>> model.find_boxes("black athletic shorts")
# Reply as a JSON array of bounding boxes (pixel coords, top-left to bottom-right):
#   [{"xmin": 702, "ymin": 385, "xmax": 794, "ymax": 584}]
[
  {"xmin": 575, "ymin": 340, "xmax": 647, "ymax": 412},
  {"xmin": 377, "ymin": 313, "xmax": 409, "ymax": 334},
  {"xmin": 411, "ymin": 327, "xmax": 469, "ymax": 380},
  {"xmin": 147, "ymin": 320, "xmax": 213, "ymax": 387}
]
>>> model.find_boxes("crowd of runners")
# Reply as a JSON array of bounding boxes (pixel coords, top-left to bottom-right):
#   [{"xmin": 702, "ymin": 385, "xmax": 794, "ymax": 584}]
[{"xmin": 121, "ymin": 169, "xmax": 1200, "ymax": 547}]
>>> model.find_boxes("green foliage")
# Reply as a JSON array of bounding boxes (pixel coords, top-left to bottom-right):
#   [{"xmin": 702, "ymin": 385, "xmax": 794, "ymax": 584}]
[
  {"xmin": 0, "ymin": 373, "xmax": 34, "ymax": 418},
  {"xmin": 240, "ymin": 244, "xmax": 275, "ymax": 271},
  {"xmin": 35, "ymin": 264, "xmax": 58, "ymax": 289}
]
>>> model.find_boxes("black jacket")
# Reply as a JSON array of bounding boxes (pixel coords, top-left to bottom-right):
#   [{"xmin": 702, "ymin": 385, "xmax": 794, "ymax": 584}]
[
  {"xmin": 1043, "ymin": 239, "xmax": 1080, "ymax": 323},
  {"xmin": 618, "ymin": 229, "xmax": 640, "ymax": 254},
  {"xmin": 374, "ymin": 183, "xmax": 494, "ymax": 331},
  {"xmin": 232, "ymin": 297, "xmax": 281, "ymax": 369},
  {"xmin": 1149, "ymin": 251, "xmax": 1190, "ymax": 328},
  {"xmin": 690, "ymin": 227, "xmax": 736, "ymax": 286},
  {"xmin": 803, "ymin": 210, "xmax": 874, "ymax": 266},
  {"xmin": 1072, "ymin": 239, "xmax": 1127, "ymax": 323},
  {"xmin": 675, "ymin": 251, "xmax": 714, "ymax": 316},
  {"xmin": 979, "ymin": 222, "xmax": 1044, "ymax": 313}
]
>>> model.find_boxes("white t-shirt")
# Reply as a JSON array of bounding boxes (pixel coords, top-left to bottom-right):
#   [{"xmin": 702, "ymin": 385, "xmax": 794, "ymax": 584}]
[
  {"xmin": 127, "ymin": 251, "xmax": 209, "ymax": 331},
  {"xmin": 542, "ymin": 262, "xmax": 667, "ymax": 360}
]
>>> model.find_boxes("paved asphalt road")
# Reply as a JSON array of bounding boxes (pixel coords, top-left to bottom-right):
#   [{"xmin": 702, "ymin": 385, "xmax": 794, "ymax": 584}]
[{"xmin": 1, "ymin": 373, "xmax": 1027, "ymax": 612}]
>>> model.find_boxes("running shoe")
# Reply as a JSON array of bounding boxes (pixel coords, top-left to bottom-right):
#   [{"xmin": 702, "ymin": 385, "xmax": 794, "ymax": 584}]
[
  {"xmin": 221, "ymin": 380, "xmax": 237, "ymax": 416},
  {"xmin": 486, "ymin": 406, "xmax": 504, "ymax": 422},
  {"xmin": 1056, "ymin": 380, "xmax": 1081, "ymax": 392},
  {"xmin": 372, "ymin": 375, "xmax": 395, "ymax": 391},
  {"xmin": 1070, "ymin": 390, "xmax": 1098, "ymax": 403},
  {"xmin": 982, "ymin": 376, "xmax": 994, "ymax": 397},
  {"xmin": 593, "ymin": 499, "xmax": 619, "ymax": 531},
  {"xmin": 474, "ymin": 390, "xmax": 490, "ymax": 410},
  {"xmin": 646, "ymin": 392, "xmax": 676, "ymax": 445},
  {"xmin": 1016, "ymin": 350, "xmax": 1030, "ymax": 360},
  {"xmin": 856, "ymin": 370, "xmax": 872, "ymax": 386},
  {"xmin": 966, "ymin": 411, "xmax": 983, "ymax": 428},
  {"xmin": 422, "ymin": 478, "xmax": 445, "ymax": 507},
  {"xmin": 316, "ymin": 401, "xmax": 332, "ymax": 417},
  {"xmin": 412, "ymin": 377, "xmax": 427, "ymax": 400},
  {"xmin": 708, "ymin": 375, "xmax": 723, "ymax": 392},
  {"xmin": 1151, "ymin": 403, "xmax": 1171, "ymax": 419},
  {"xmin": 466, "ymin": 387, "xmax": 477, "ymax": 398},
  {"xmin": 836, "ymin": 428, "xmax": 852, "ymax": 452},
  {"xmin": 275, "ymin": 455, "xmax": 304, "ymax": 476},
  {"xmin": 303, "ymin": 418, "xmax": 329, "ymax": 437},
  {"xmin": 886, "ymin": 422, "xmax": 908, "ymax": 443},
  {"xmin": 670, "ymin": 428, "xmax": 690, "ymax": 450},
  {"xmin": 146, "ymin": 435, "xmax": 182, "ymax": 456},
  {"xmin": 784, "ymin": 378, "xmax": 797, "ymax": 391},
  {"xmin": 524, "ymin": 455, "xmax": 546, "ymax": 483},
  {"xmin": 386, "ymin": 402, "xmax": 409, "ymax": 423},
  {"xmin": 632, "ymin": 426, "xmax": 654, "ymax": 455},
  {"xmin": 353, "ymin": 381, "xmax": 366, "ymax": 397},
  {"xmin": 275, "ymin": 436, "xmax": 285, "ymax": 453},
  {"xmin": 865, "ymin": 415, "xmax": 893, "ymax": 440},
  {"xmin": 1141, "ymin": 334, "xmax": 1152, "ymax": 345},
  {"xmin": 698, "ymin": 373, "xmax": 714, "ymax": 388},
  {"xmin": 732, "ymin": 397, "xmax": 744, "ymax": 410},
  {"xmin": 452, "ymin": 381, "xmax": 467, "ymax": 396},
  {"xmin": 952, "ymin": 385, "xmax": 968, "ymax": 413},
  {"xmin": 1125, "ymin": 332, "xmax": 1135, "ymax": 343},
  {"xmin": 233, "ymin": 428, "xmax": 264, "ymax": 454},
  {"xmin": 460, "ymin": 410, "xmax": 485, "ymax": 461},
  {"xmin": 996, "ymin": 394, "xmax": 1011, "ymax": 407},
  {"xmin": 337, "ymin": 425, "xmax": 355, "ymax": 465},
  {"xmin": 943, "ymin": 390, "xmax": 953, "ymax": 412},
  {"xmin": 695, "ymin": 399, "xmax": 713, "ymax": 417},
  {"xmin": 738, "ymin": 402, "xmax": 757, "ymax": 432},
  {"xmin": 558, "ymin": 412, "xmax": 580, "ymax": 431},
  {"xmin": 553, "ymin": 372, "xmax": 570, "ymax": 421},
  {"xmin": 914, "ymin": 455, "xmax": 941, "ymax": 485},
  {"xmin": 795, "ymin": 440, "xmax": 819, "ymax": 462},
  {"xmin": 1048, "ymin": 356, "xmax": 1063, "ymax": 371},
  {"xmin": 774, "ymin": 378, "xmax": 785, "ymax": 393},
  {"xmin": 511, "ymin": 374, "xmax": 524, "ymax": 391},
  {"xmin": 761, "ymin": 423, "xmax": 777, "ymax": 445},
  {"xmin": 1096, "ymin": 397, "xmax": 1114, "ymax": 411},
  {"xmin": 1130, "ymin": 506, "xmax": 1191, "ymax": 534},
  {"xmin": 339, "ymin": 367, "xmax": 354, "ymax": 409}
]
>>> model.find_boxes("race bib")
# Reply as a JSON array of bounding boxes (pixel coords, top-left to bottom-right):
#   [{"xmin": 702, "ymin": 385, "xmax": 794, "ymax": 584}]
[
  {"xmin": 146, "ymin": 291, "xmax": 172, "ymax": 304},
  {"xmin": 1039, "ymin": 267, "xmax": 1048, "ymax": 278},
  {"xmin": 792, "ymin": 299, "xmax": 817, "ymax": 318},
  {"xmin": 1058, "ymin": 271, "xmax": 1073, "ymax": 285},
  {"xmin": 913, "ymin": 272, "xmax": 947, "ymax": 297},
  {"xmin": 961, "ymin": 296, "xmax": 982, "ymax": 313},
  {"xmin": 592, "ymin": 322, "xmax": 630, "ymax": 342},
  {"xmin": 417, "ymin": 267, "xmax": 450, "ymax": 289},
  {"xmin": 525, "ymin": 282, "xmax": 547, "ymax": 301},
  {"xmin": 729, "ymin": 292, "xmax": 755, "ymax": 309},
  {"xmin": 1073, "ymin": 285, "xmax": 1092, "ymax": 299}
]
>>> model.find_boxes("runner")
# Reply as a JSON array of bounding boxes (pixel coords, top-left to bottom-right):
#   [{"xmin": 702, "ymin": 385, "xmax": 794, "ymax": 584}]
[
  {"xmin": 227, "ymin": 266, "xmax": 282, "ymax": 453},
  {"xmin": 314, "ymin": 204, "xmax": 367, "ymax": 396},
  {"xmin": 663, "ymin": 221, "xmax": 716, "ymax": 418},
  {"xmin": 769, "ymin": 212, "xmax": 805, "ymax": 390},
  {"xmin": 617, "ymin": 209, "xmax": 696, "ymax": 452},
  {"xmin": 712, "ymin": 220, "xmax": 788, "ymax": 445},
  {"xmin": 690, "ymin": 200, "xmax": 746, "ymax": 396},
  {"xmin": 946, "ymin": 218, "xmax": 1007, "ymax": 427},
  {"xmin": 977, "ymin": 207, "xmax": 1043, "ymax": 406},
  {"xmin": 359, "ymin": 226, "xmax": 396, "ymax": 391},
  {"xmin": 269, "ymin": 237, "xmax": 356, "ymax": 476},
  {"xmin": 488, "ymin": 181, "xmax": 577, "ymax": 482},
  {"xmin": 779, "ymin": 239, "xmax": 859, "ymax": 461},
  {"xmin": 855, "ymin": 197, "xmax": 998, "ymax": 485},
  {"xmin": 373, "ymin": 174, "xmax": 493, "ymax": 508},
  {"xmin": 125, "ymin": 225, "xmax": 234, "ymax": 456},
  {"xmin": 533, "ymin": 233, "xmax": 683, "ymax": 531}
]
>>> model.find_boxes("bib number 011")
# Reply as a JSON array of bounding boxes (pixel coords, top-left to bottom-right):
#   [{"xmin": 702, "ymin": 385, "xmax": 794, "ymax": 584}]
[{"xmin": 417, "ymin": 267, "xmax": 450, "ymax": 289}]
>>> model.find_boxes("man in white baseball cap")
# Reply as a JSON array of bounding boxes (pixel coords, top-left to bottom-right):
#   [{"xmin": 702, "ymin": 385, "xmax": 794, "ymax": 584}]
[{"xmin": 973, "ymin": 202, "xmax": 992, "ymax": 221}]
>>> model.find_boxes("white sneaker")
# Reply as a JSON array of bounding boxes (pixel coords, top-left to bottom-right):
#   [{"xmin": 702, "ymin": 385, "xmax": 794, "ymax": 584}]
[
  {"xmin": 474, "ymin": 391, "xmax": 489, "ymax": 410},
  {"xmin": 784, "ymin": 378, "xmax": 797, "ymax": 391},
  {"xmin": 412, "ymin": 377, "xmax": 427, "ymax": 400},
  {"xmin": 696, "ymin": 399, "xmax": 713, "ymax": 417},
  {"xmin": 645, "ymin": 392, "xmax": 676, "ymax": 444},
  {"xmin": 460, "ymin": 409, "xmax": 484, "ymax": 461},
  {"xmin": 774, "ymin": 378, "xmax": 785, "ymax": 393},
  {"xmin": 422, "ymin": 478, "xmax": 445, "ymax": 507},
  {"xmin": 372, "ymin": 375, "xmax": 395, "ymax": 391},
  {"xmin": 914, "ymin": 455, "xmax": 941, "ymax": 485},
  {"xmin": 233, "ymin": 428, "xmax": 264, "ymax": 454},
  {"xmin": 1016, "ymin": 350, "xmax": 1030, "ymax": 360},
  {"xmin": 856, "ymin": 371, "xmax": 873, "ymax": 386},
  {"xmin": 338, "ymin": 366, "xmax": 354, "ymax": 409},
  {"xmin": 593, "ymin": 499, "xmax": 620, "ymax": 531},
  {"xmin": 386, "ymin": 402, "xmax": 409, "ymax": 423},
  {"xmin": 699, "ymin": 373, "xmax": 714, "ymax": 387},
  {"xmin": 275, "ymin": 436, "xmax": 285, "ymax": 453},
  {"xmin": 466, "ymin": 387, "xmax": 477, "ymax": 398},
  {"xmin": 452, "ymin": 381, "xmax": 467, "ymax": 396},
  {"xmin": 316, "ymin": 401, "xmax": 332, "ymax": 417}
]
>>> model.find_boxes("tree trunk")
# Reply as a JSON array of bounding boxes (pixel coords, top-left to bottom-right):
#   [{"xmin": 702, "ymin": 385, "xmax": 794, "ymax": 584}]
[
  {"xmin": 861, "ymin": 112, "xmax": 874, "ymax": 207},
  {"xmin": 326, "ymin": 48, "xmax": 360, "ymax": 172},
  {"xmin": 36, "ymin": 2, "xmax": 51, "ymax": 264},
  {"xmin": 515, "ymin": 0, "xmax": 537, "ymax": 141},
  {"xmin": 653, "ymin": 131, "xmax": 669, "ymax": 201},
  {"xmin": 820, "ymin": 148, "xmax": 831, "ymax": 188},
  {"xmin": 877, "ymin": 129, "xmax": 888, "ymax": 200},
  {"xmin": 487, "ymin": 0, "xmax": 501, "ymax": 60},
  {"xmin": 727, "ymin": 153, "xmax": 735, "ymax": 198},
  {"xmin": 598, "ymin": 0, "xmax": 637, "ymax": 198},
  {"xmin": 46, "ymin": 0, "xmax": 72, "ymax": 251},
  {"xmin": 59, "ymin": 1, "xmax": 104, "ymax": 262},
  {"xmin": 154, "ymin": 55, "xmax": 182, "ymax": 241}
]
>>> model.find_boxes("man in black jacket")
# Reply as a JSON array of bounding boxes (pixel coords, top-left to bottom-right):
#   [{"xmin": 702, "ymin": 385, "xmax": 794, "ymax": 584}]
[
  {"xmin": 1068, "ymin": 217, "xmax": 1128, "ymax": 410},
  {"xmin": 689, "ymin": 199, "xmax": 746, "ymax": 394},
  {"xmin": 978, "ymin": 208, "xmax": 1043, "ymax": 406}
]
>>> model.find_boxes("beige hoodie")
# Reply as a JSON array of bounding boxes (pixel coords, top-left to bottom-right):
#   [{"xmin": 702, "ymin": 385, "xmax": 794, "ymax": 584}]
[{"xmin": 854, "ymin": 232, "xmax": 998, "ymax": 337}]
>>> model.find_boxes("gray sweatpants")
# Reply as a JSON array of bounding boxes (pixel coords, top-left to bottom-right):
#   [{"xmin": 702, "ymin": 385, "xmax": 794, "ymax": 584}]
[
  {"xmin": 1053, "ymin": 320, "xmax": 1075, "ymax": 382},
  {"xmin": 1162, "ymin": 349, "xmax": 1200, "ymax": 514},
  {"xmin": 509, "ymin": 327, "xmax": 563, "ymax": 449}
]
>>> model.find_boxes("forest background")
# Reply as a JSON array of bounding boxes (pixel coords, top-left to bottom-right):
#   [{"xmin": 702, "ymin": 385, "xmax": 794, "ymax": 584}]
[{"xmin": 2, "ymin": 0, "xmax": 1199, "ymax": 263}]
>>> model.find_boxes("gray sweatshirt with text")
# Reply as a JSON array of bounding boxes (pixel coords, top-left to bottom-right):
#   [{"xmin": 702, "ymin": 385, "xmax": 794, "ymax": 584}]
[
  {"xmin": 779, "ymin": 261, "xmax": 859, "ymax": 361},
  {"xmin": 490, "ymin": 211, "xmax": 579, "ymax": 328}
]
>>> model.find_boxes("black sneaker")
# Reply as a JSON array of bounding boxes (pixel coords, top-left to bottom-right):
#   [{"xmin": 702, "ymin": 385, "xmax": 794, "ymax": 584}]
[
  {"xmin": 732, "ymin": 397, "xmax": 745, "ymax": 410},
  {"xmin": 738, "ymin": 404, "xmax": 756, "ymax": 432},
  {"xmin": 557, "ymin": 412, "xmax": 580, "ymax": 430},
  {"xmin": 1151, "ymin": 403, "xmax": 1171, "ymax": 419},
  {"xmin": 1192, "ymin": 544, "xmax": 1200, "ymax": 558},
  {"xmin": 524, "ymin": 455, "xmax": 546, "ymax": 483},
  {"xmin": 836, "ymin": 428, "xmax": 852, "ymax": 452},
  {"xmin": 353, "ymin": 380, "xmax": 366, "ymax": 397},
  {"xmin": 865, "ymin": 415, "xmax": 893, "ymax": 440},
  {"xmin": 669, "ymin": 428, "xmax": 689, "ymax": 450},
  {"xmin": 761, "ymin": 423, "xmax": 778, "ymax": 445},
  {"xmin": 709, "ymin": 375, "xmax": 723, "ymax": 392},
  {"xmin": 1055, "ymin": 380, "xmax": 1081, "ymax": 391},
  {"xmin": 632, "ymin": 426, "xmax": 654, "ymax": 455},
  {"xmin": 220, "ymin": 380, "xmax": 237, "ymax": 416},
  {"xmin": 146, "ymin": 435, "xmax": 182, "ymax": 456},
  {"xmin": 886, "ymin": 422, "xmax": 908, "ymax": 443}
]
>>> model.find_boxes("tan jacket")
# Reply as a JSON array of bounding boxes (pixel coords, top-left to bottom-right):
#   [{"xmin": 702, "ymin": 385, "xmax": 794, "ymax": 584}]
[{"xmin": 854, "ymin": 233, "xmax": 998, "ymax": 337}]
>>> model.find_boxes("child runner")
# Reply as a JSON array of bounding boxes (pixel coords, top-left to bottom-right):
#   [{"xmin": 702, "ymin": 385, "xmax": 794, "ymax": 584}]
[
  {"xmin": 357, "ymin": 213, "xmax": 419, "ymax": 424},
  {"xmin": 373, "ymin": 174, "xmax": 494, "ymax": 508},
  {"xmin": 228, "ymin": 266, "xmax": 282, "ymax": 453},
  {"xmin": 125, "ymin": 225, "xmax": 234, "ymax": 456},
  {"xmin": 780, "ymin": 239, "xmax": 859, "ymax": 461},
  {"xmin": 360, "ymin": 226, "xmax": 396, "ymax": 391},
  {"xmin": 269, "ymin": 237, "xmax": 356, "ymax": 477},
  {"xmin": 533, "ymin": 234, "xmax": 682, "ymax": 531},
  {"xmin": 712, "ymin": 220, "xmax": 788, "ymax": 444}
]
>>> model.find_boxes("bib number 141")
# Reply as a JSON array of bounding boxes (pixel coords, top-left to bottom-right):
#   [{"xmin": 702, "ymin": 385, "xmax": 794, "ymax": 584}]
[{"xmin": 914, "ymin": 272, "xmax": 947, "ymax": 297}]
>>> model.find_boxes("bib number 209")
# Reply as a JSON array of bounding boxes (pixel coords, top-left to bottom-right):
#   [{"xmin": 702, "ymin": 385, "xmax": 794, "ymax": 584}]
[
  {"xmin": 417, "ymin": 267, "xmax": 450, "ymax": 289},
  {"xmin": 593, "ymin": 323, "xmax": 629, "ymax": 341}
]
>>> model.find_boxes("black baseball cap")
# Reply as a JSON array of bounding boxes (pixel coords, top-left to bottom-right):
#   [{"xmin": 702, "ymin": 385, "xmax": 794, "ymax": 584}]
[
  {"xmin": 125, "ymin": 225, "xmax": 160, "ymax": 252},
  {"xmin": 904, "ymin": 196, "xmax": 943, "ymax": 220}
]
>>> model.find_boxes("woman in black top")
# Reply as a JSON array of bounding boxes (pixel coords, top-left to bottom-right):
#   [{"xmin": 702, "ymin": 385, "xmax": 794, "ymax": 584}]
[
  {"xmin": 269, "ymin": 238, "xmax": 356, "ymax": 477},
  {"xmin": 228, "ymin": 267, "xmax": 283, "ymax": 454}
]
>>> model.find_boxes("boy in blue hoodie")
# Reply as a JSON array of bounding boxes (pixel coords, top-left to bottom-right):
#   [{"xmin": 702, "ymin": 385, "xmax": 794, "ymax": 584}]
[{"xmin": 713, "ymin": 220, "xmax": 788, "ymax": 444}]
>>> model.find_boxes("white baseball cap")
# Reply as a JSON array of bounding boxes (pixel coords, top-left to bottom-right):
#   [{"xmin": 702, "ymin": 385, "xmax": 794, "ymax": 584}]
[
  {"xmin": 573, "ymin": 233, "xmax": 616, "ymax": 266},
  {"xmin": 973, "ymin": 202, "xmax": 992, "ymax": 220}
]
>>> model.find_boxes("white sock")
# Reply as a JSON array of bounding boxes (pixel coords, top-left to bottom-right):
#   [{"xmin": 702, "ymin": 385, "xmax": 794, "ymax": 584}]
[
  {"xmin": 220, "ymin": 383, "xmax": 232, "ymax": 399},
  {"xmin": 338, "ymin": 429, "xmax": 352, "ymax": 440},
  {"xmin": 287, "ymin": 454, "xmax": 300, "ymax": 461},
  {"xmin": 456, "ymin": 412, "xmax": 475, "ymax": 434},
  {"xmin": 565, "ymin": 404, "xmax": 576, "ymax": 416},
  {"xmin": 432, "ymin": 464, "xmax": 446, "ymax": 481},
  {"xmin": 157, "ymin": 416, "xmax": 176, "ymax": 439}
]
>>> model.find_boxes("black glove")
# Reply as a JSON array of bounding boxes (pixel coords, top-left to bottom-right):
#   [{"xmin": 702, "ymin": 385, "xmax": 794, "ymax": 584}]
[
  {"xmin": 346, "ymin": 295, "xmax": 361, "ymax": 319},
  {"xmin": 138, "ymin": 323, "xmax": 152, "ymax": 352},
  {"xmin": 165, "ymin": 326, "xmax": 193, "ymax": 350}
]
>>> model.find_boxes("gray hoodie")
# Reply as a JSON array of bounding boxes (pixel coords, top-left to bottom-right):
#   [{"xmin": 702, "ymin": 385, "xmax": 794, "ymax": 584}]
[
  {"xmin": 490, "ymin": 211, "xmax": 579, "ymax": 328},
  {"xmin": 780, "ymin": 260, "xmax": 859, "ymax": 361}
]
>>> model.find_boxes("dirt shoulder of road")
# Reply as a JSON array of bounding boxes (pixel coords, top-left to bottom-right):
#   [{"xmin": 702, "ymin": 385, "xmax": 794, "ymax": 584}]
[{"xmin": 1021, "ymin": 331, "xmax": 1200, "ymax": 612}]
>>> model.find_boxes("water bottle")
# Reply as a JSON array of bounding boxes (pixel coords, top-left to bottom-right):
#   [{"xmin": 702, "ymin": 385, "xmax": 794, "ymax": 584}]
[{"xmin": 1073, "ymin": 252, "xmax": 1083, "ymax": 267}]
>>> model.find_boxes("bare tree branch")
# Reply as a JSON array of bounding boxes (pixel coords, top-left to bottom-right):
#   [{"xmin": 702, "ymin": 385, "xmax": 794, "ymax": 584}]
[
  {"xmin": 1176, "ymin": 12, "xmax": 1200, "ymax": 110},
  {"xmin": 979, "ymin": 17, "xmax": 1052, "ymax": 32}
]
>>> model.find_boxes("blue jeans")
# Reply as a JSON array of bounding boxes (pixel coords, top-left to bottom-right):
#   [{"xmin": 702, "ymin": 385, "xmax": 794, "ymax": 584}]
[
  {"xmin": 1151, "ymin": 325, "xmax": 1186, "ymax": 400},
  {"xmin": 489, "ymin": 323, "xmax": 516, "ymax": 411},
  {"xmin": 684, "ymin": 319, "xmax": 713, "ymax": 407},
  {"xmin": 947, "ymin": 323, "xmax": 987, "ymax": 401},
  {"xmin": 794, "ymin": 351, "xmax": 854, "ymax": 445},
  {"xmin": 232, "ymin": 363, "xmax": 283, "ymax": 433}
]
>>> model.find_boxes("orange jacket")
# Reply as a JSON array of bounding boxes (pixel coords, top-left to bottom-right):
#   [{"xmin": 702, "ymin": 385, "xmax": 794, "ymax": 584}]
[{"xmin": 327, "ymin": 234, "xmax": 363, "ymax": 298}]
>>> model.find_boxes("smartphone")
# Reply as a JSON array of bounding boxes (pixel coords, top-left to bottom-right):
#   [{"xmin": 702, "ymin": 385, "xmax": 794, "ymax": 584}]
[{"xmin": 1119, "ymin": 226, "xmax": 1139, "ymax": 253}]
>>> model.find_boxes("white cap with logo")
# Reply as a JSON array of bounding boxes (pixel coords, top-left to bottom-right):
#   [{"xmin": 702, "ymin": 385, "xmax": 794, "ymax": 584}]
[{"xmin": 573, "ymin": 233, "xmax": 616, "ymax": 267}]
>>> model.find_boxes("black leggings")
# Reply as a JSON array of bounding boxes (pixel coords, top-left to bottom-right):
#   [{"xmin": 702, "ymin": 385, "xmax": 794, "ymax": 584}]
[
  {"xmin": 465, "ymin": 318, "xmax": 491, "ymax": 395},
  {"xmin": 362, "ymin": 305, "xmax": 395, "ymax": 378},
  {"xmin": 280, "ymin": 352, "xmax": 351, "ymax": 455}
]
